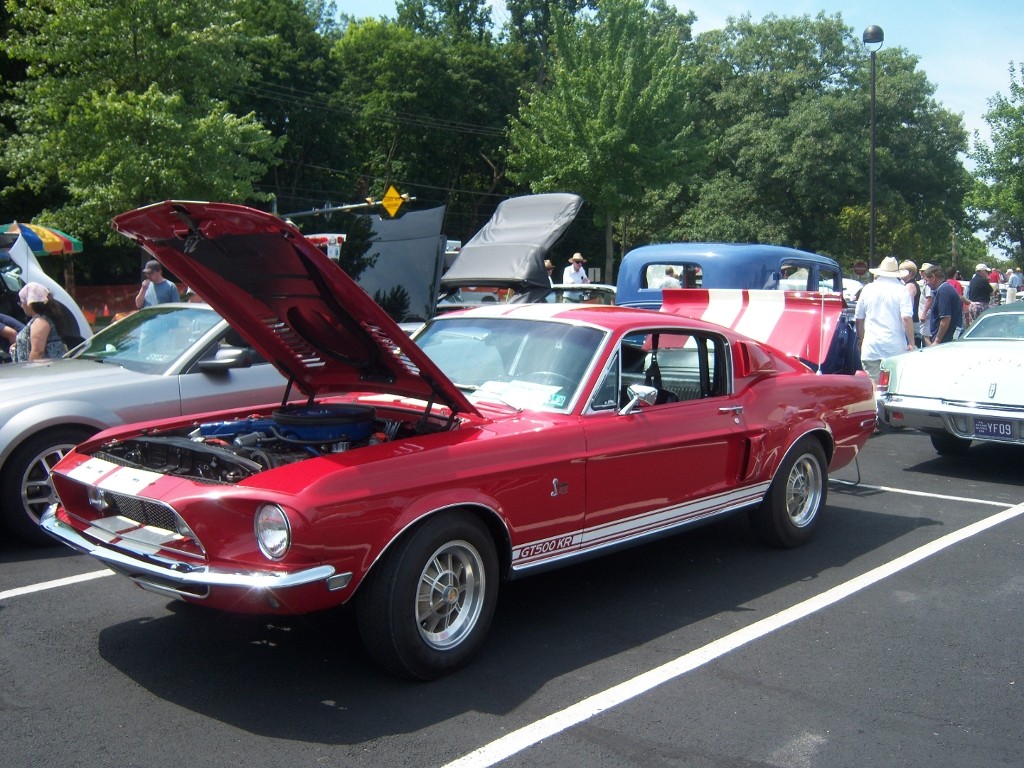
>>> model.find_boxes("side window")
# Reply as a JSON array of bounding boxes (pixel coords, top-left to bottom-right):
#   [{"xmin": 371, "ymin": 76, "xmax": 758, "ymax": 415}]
[
  {"xmin": 590, "ymin": 350, "xmax": 620, "ymax": 411},
  {"xmin": 779, "ymin": 262, "xmax": 811, "ymax": 290},
  {"xmin": 592, "ymin": 330, "xmax": 729, "ymax": 411},
  {"xmin": 818, "ymin": 265, "xmax": 842, "ymax": 294},
  {"xmin": 642, "ymin": 264, "xmax": 703, "ymax": 289}
]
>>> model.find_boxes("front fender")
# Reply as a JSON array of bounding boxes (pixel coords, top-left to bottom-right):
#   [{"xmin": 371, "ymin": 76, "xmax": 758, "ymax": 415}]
[
  {"xmin": 0, "ymin": 400, "xmax": 122, "ymax": 467},
  {"xmin": 359, "ymin": 489, "xmax": 512, "ymax": 590}
]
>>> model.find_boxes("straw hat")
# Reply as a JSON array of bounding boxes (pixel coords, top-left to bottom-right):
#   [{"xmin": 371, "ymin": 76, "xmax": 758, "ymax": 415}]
[
  {"xmin": 868, "ymin": 256, "xmax": 909, "ymax": 278},
  {"xmin": 568, "ymin": 253, "xmax": 586, "ymax": 264}
]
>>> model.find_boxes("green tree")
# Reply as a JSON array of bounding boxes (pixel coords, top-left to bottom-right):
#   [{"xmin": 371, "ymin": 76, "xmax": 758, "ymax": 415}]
[
  {"xmin": 971, "ymin": 63, "xmax": 1024, "ymax": 262},
  {"xmin": 507, "ymin": 0, "xmax": 701, "ymax": 281},
  {"xmin": 331, "ymin": 19, "xmax": 523, "ymax": 239},
  {"xmin": 503, "ymin": 0, "xmax": 595, "ymax": 84},
  {"xmin": 1, "ymin": 0, "xmax": 280, "ymax": 241},
  {"xmin": 396, "ymin": 0, "xmax": 492, "ymax": 40},
  {"xmin": 680, "ymin": 13, "xmax": 968, "ymax": 270},
  {"xmin": 231, "ymin": 0, "xmax": 347, "ymax": 217}
]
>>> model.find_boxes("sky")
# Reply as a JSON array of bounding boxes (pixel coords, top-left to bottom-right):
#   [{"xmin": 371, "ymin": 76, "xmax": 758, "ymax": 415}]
[{"xmin": 337, "ymin": 0, "xmax": 1023, "ymax": 145}]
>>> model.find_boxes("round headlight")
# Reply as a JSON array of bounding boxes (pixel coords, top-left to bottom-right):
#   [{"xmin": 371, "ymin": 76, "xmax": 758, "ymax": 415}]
[{"xmin": 255, "ymin": 504, "xmax": 291, "ymax": 560}]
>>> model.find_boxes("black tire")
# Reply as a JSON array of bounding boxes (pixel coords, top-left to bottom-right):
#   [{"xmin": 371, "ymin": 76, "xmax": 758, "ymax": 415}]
[
  {"xmin": 356, "ymin": 511, "xmax": 498, "ymax": 680},
  {"xmin": 749, "ymin": 437, "xmax": 827, "ymax": 548},
  {"xmin": 930, "ymin": 431, "xmax": 972, "ymax": 456},
  {"xmin": 0, "ymin": 427, "xmax": 94, "ymax": 546}
]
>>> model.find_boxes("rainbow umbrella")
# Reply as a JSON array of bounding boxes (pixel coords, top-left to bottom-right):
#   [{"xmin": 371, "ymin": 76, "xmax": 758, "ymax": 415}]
[{"xmin": 1, "ymin": 222, "xmax": 83, "ymax": 256}]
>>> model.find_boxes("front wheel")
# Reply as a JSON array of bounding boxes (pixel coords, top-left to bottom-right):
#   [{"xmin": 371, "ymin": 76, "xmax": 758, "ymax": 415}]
[
  {"xmin": 749, "ymin": 437, "xmax": 827, "ymax": 548},
  {"xmin": 357, "ymin": 511, "xmax": 498, "ymax": 679},
  {"xmin": 0, "ymin": 427, "xmax": 94, "ymax": 546}
]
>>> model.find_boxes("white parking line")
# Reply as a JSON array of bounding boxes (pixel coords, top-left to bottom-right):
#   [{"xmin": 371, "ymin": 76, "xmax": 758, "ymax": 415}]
[
  {"xmin": 441, "ymin": 502, "xmax": 1024, "ymax": 768},
  {"xmin": 0, "ymin": 569, "xmax": 113, "ymax": 601},
  {"xmin": 831, "ymin": 479, "xmax": 1011, "ymax": 506}
]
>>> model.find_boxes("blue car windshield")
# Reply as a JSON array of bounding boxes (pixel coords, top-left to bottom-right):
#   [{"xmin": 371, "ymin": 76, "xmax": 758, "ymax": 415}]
[{"xmin": 75, "ymin": 306, "xmax": 221, "ymax": 374}]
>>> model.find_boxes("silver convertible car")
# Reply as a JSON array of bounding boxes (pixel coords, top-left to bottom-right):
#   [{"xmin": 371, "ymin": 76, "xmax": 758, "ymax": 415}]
[
  {"xmin": 0, "ymin": 303, "xmax": 288, "ymax": 545},
  {"xmin": 879, "ymin": 301, "xmax": 1024, "ymax": 454}
]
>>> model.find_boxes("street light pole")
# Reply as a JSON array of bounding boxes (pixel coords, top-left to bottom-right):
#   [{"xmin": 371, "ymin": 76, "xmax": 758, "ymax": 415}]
[{"xmin": 863, "ymin": 25, "xmax": 884, "ymax": 267}]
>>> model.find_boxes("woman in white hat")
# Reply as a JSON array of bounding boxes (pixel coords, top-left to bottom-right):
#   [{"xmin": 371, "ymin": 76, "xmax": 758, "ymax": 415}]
[
  {"xmin": 11, "ymin": 281, "xmax": 68, "ymax": 362},
  {"xmin": 854, "ymin": 256, "xmax": 915, "ymax": 385}
]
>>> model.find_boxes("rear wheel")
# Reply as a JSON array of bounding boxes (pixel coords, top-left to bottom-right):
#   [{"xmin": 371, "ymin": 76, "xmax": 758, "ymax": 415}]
[
  {"xmin": 0, "ymin": 427, "xmax": 94, "ymax": 546},
  {"xmin": 357, "ymin": 511, "xmax": 498, "ymax": 679},
  {"xmin": 749, "ymin": 437, "xmax": 827, "ymax": 548},
  {"xmin": 930, "ymin": 431, "xmax": 972, "ymax": 455}
]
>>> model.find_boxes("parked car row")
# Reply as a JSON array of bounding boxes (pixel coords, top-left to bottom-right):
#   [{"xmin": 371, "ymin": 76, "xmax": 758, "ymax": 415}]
[{"xmin": 26, "ymin": 195, "xmax": 1013, "ymax": 681}]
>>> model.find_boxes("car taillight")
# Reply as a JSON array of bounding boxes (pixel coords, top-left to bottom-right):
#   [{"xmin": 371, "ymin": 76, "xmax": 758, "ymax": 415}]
[{"xmin": 877, "ymin": 369, "xmax": 890, "ymax": 392}]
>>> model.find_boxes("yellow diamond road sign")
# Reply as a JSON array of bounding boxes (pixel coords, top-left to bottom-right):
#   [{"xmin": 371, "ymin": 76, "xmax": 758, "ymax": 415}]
[{"xmin": 381, "ymin": 185, "xmax": 405, "ymax": 217}]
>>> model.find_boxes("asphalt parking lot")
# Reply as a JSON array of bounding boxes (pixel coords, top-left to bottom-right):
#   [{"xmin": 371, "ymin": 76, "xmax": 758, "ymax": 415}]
[{"xmin": 2, "ymin": 426, "xmax": 1021, "ymax": 768}]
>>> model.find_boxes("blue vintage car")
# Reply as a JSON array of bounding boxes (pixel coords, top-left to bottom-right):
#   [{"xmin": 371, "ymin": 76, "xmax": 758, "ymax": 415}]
[
  {"xmin": 615, "ymin": 243, "xmax": 858, "ymax": 375},
  {"xmin": 615, "ymin": 243, "xmax": 845, "ymax": 310}
]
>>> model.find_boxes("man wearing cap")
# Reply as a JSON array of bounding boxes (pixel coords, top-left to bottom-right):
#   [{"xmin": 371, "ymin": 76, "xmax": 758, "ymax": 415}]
[
  {"xmin": 855, "ymin": 256, "xmax": 915, "ymax": 385},
  {"xmin": 966, "ymin": 263, "xmax": 993, "ymax": 324},
  {"xmin": 135, "ymin": 259, "xmax": 179, "ymax": 309}
]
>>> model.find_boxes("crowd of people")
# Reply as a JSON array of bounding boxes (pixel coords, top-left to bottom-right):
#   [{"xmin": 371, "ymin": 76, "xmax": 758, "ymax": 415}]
[
  {"xmin": 855, "ymin": 256, "xmax": 1020, "ymax": 385},
  {"xmin": 2, "ymin": 257, "xmax": 184, "ymax": 364}
]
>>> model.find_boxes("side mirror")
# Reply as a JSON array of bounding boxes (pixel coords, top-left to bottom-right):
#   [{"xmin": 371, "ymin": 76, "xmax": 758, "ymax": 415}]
[
  {"xmin": 198, "ymin": 346, "xmax": 252, "ymax": 372},
  {"xmin": 619, "ymin": 383, "xmax": 659, "ymax": 415}
]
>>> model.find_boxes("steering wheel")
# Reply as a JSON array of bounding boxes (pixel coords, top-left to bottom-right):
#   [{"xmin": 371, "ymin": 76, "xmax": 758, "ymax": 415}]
[{"xmin": 522, "ymin": 371, "xmax": 575, "ymax": 388}]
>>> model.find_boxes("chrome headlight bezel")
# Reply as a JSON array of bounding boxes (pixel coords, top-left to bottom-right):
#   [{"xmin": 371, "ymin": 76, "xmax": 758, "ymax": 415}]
[{"xmin": 255, "ymin": 503, "xmax": 291, "ymax": 560}]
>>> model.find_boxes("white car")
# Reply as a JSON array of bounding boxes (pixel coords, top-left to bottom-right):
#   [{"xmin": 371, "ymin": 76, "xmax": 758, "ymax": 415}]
[{"xmin": 879, "ymin": 302, "xmax": 1024, "ymax": 454}]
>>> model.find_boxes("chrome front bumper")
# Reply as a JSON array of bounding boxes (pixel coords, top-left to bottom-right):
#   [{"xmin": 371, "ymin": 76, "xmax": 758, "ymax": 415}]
[{"xmin": 40, "ymin": 506, "xmax": 344, "ymax": 600}]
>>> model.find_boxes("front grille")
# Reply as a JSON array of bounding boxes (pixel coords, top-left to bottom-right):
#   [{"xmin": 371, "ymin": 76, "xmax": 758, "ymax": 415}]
[{"xmin": 105, "ymin": 492, "xmax": 181, "ymax": 533}]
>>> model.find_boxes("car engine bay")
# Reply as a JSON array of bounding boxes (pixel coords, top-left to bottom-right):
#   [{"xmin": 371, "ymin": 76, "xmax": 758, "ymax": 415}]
[{"xmin": 92, "ymin": 403, "xmax": 417, "ymax": 484}]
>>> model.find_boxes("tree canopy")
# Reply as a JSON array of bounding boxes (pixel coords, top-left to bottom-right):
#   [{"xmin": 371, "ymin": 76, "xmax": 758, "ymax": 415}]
[
  {"xmin": 508, "ymin": 0, "xmax": 701, "ymax": 280},
  {"xmin": 0, "ymin": 0, "xmax": 997, "ymax": 289},
  {"xmin": 1, "ymin": 0, "xmax": 280, "ymax": 243},
  {"xmin": 971, "ymin": 63, "xmax": 1024, "ymax": 263}
]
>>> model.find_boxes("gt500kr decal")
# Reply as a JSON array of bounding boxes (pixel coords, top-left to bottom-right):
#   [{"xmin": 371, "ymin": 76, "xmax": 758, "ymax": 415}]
[{"xmin": 512, "ymin": 482, "xmax": 770, "ymax": 568}]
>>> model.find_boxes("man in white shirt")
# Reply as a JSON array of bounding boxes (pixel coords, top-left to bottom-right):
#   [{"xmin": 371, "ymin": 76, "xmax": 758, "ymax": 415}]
[
  {"xmin": 855, "ymin": 256, "xmax": 915, "ymax": 384},
  {"xmin": 562, "ymin": 253, "xmax": 590, "ymax": 285}
]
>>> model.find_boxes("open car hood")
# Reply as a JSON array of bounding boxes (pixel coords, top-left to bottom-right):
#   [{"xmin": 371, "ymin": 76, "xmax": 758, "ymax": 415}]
[
  {"xmin": 112, "ymin": 201, "xmax": 479, "ymax": 416},
  {"xmin": 439, "ymin": 193, "xmax": 582, "ymax": 295},
  {"xmin": 661, "ymin": 289, "xmax": 849, "ymax": 370}
]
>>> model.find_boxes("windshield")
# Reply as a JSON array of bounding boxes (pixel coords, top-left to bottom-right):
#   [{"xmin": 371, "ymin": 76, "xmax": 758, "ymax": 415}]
[
  {"xmin": 416, "ymin": 316, "xmax": 606, "ymax": 411},
  {"xmin": 74, "ymin": 305, "xmax": 221, "ymax": 374},
  {"xmin": 961, "ymin": 310, "xmax": 1024, "ymax": 340}
]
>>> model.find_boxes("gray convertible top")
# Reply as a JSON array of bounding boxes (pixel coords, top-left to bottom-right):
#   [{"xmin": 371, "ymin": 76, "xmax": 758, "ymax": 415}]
[{"xmin": 439, "ymin": 193, "xmax": 582, "ymax": 298}]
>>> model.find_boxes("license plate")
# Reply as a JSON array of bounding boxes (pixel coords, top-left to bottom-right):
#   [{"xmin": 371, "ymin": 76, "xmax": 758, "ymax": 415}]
[{"xmin": 974, "ymin": 417, "xmax": 1014, "ymax": 438}]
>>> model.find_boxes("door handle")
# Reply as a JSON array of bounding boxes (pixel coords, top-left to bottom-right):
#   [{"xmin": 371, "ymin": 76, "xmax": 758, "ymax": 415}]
[{"xmin": 718, "ymin": 405, "xmax": 743, "ymax": 415}]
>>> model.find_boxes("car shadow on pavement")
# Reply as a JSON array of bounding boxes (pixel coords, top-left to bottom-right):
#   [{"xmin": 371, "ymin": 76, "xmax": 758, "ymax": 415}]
[{"xmin": 94, "ymin": 499, "xmax": 937, "ymax": 747}]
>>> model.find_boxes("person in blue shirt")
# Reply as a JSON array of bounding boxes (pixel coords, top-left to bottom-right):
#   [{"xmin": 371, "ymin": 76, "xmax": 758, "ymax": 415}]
[
  {"xmin": 922, "ymin": 264, "xmax": 963, "ymax": 345},
  {"xmin": 134, "ymin": 259, "xmax": 179, "ymax": 308}
]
